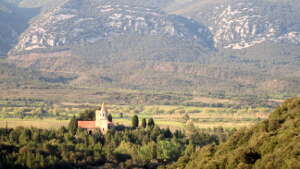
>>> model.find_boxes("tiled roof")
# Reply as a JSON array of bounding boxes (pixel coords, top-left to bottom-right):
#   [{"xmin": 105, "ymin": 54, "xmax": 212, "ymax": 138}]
[{"xmin": 78, "ymin": 121, "xmax": 96, "ymax": 129}]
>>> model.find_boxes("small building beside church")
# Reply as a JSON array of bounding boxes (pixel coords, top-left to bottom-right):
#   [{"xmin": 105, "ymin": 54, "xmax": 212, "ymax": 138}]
[{"xmin": 77, "ymin": 103, "xmax": 114, "ymax": 133}]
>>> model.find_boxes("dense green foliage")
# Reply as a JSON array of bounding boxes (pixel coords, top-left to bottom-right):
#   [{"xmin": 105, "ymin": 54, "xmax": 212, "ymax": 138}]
[
  {"xmin": 163, "ymin": 98, "xmax": 300, "ymax": 169},
  {"xmin": 0, "ymin": 118, "xmax": 225, "ymax": 169},
  {"xmin": 0, "ymin": 106, "xmax": 233, "ymax": 169},
  {"xmin": 1, "ymin": 98, "xmax": 298, "ymax": 169},
  {"xmin": 0, "ymin": 126, "xmax": 105, "ymax": 169}
]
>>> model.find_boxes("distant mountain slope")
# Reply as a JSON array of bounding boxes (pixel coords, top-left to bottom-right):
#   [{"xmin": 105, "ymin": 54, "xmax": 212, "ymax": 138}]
[
  {"xmin": 168, "ymin": 0, "xmax": 300, "ymax": 49},
  {"xmin": 4, "ymin": 0, "xmax": 64, "ymax": 8},
  {"xmin": 165, "ymin": 97, "xmax": 300, "ymax": 169},
  {"xmin": 5, "ymin": 0, "xmax": 173, "ymax": 9},
  {"xmin": 12, "ymin": 0, "xmax": 213, "ymax": 53},
  {"xmin": 0, "ymin": 1, "xmax": 38, "ymax": 55},
  {"xmin": 5, "ymin": 0, "xmax": 300, "ymax": 96},
  {"xmin": 8, "ymin": 42, "xmax": 300, "ymax": 95},
  {"xmin": 1, "ymin": 0, "xmax": 300, "ymax": 96}
]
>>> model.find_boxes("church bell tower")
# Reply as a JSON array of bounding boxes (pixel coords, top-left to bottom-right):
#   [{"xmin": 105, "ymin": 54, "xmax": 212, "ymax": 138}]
[{"xmin": 95, "ymin": 103, "xmax": 109, "ymax": 132}]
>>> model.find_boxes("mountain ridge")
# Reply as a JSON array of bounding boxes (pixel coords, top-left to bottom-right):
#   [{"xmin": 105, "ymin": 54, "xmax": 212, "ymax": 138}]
[
  {"xmin": 11, "ymin": 0, "xmax": 213, "ymax": 53},
  {"xmin": 0, "ymin": 0, "xmax": 300, "ymax": 96},
  {"xmin": 168, "ymin": 0, "xmax": 300, "ymax": 49}
]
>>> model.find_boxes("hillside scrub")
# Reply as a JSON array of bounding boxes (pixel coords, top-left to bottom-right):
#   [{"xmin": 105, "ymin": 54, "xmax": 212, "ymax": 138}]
[{"xmin": 163, "ymin": 98, "xmax": 300, "ymax": 169}]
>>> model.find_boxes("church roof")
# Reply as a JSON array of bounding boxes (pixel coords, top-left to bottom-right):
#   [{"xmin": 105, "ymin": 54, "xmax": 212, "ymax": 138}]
[{"xmin": 78, "ymin": 121, "xmax": 96, "ymax": 129}]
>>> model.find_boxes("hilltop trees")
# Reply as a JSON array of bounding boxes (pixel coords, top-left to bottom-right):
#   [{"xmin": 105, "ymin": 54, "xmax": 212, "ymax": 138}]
[{"xmin": 164, "ymin": 98, "xmax": 300, "ymax": 169}]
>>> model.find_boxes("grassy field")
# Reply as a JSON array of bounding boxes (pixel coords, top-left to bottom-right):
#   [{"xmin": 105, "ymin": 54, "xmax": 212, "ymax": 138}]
[
  {"xmin": 0, "ymin": 119, "xmax": 68, "ymax": 129},
  {"xmin": 0, "ymin": 92, "xmax": 272, "ymax": 130},
  {"xmin": 113, "ymin": 118, "xmax": 257, "ymax": 130},
  {"xmin": 0, "ymin": 115, "xmax": 259, "ymax": 130}
]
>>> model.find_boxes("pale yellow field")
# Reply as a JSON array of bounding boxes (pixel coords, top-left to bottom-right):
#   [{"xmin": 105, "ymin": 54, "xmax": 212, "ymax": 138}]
[
  {"xmin": 0, "ymin": 103, "xmax": 267, "ymax": 130},
  {"xmin": 0, "ymin": 118, "xmax": 255, "ymax": 130},
  {"xmin": 0, "ymin": 119, "xmax": 68, "ymax": 129},
  {"xmin": 114, "ymin": 118, "xmax": 255, "ymax": 130}
]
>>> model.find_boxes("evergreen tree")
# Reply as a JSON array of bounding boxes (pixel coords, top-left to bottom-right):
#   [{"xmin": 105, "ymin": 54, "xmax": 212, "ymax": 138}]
[
  {"xmin": 132, "ymin": 115, "xmax": 139, "ymax": 129},
  {"xmin": 164, "ymin": 128, "xmax": 173, "ymax": 138},
  {"xmin": 148, "ymin": 118, "xmax": 155, "ymax": 129},
  {"xmin": 108, "ymin": 114, "xmax": 112, "ymax": 122},
  {"xmin": 141, "ymin": 118, "xmax": 147, "ymax": 128},
  {"xmin": 78, "ymin": 109, "xmax": 95, "ymax": 120},
  {"xmin": 68, "ymin": 116, "xmax": 77, "ymax": 135}
]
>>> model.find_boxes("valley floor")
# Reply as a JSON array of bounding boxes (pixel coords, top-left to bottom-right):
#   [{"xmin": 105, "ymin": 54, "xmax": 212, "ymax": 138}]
[
  {"xmin": 0, "ymin": 116, "xmax": 260, "ymax": 131},
  {"xmin": 0, "ymin": 88, "xmax": 273, "ymax": 131}
]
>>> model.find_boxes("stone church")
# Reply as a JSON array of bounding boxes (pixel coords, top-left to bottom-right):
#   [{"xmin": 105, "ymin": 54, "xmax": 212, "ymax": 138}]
[{"xmin": 77, "ymin": 103, "xmax": 114, "ymax": 133}]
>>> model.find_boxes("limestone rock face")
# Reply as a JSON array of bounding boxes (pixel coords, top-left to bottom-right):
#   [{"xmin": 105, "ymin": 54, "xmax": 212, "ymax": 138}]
[
  {"xmin": 211, "ymin": 1, "xmax": 300, "ymax": 49},
  {"xmin": 13, "ymin": 0, "xmax": 213, "ymax": 52},
  {"xmin": 171, "ymin": 0, "xmax": 300, "ymax": 49}
]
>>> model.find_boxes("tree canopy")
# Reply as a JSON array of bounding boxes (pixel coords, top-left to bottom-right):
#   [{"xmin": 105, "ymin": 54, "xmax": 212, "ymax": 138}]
[
  {"xmin": 164, "ymin": 98, "xmax": 300, "ymax": 169},
  {"xmin": 132, "ymin": 115, "xmax": 139, "ymax": 129}
]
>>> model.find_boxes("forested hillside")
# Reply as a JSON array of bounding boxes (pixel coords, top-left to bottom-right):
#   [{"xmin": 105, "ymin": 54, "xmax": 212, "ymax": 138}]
[
  {"xmin": 163, "ymin": 98, "xmax": 300, "ymax": 169},
  {"xmin": 0, "ymin": 60, "xmax": 73, "ymax": 88}
]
